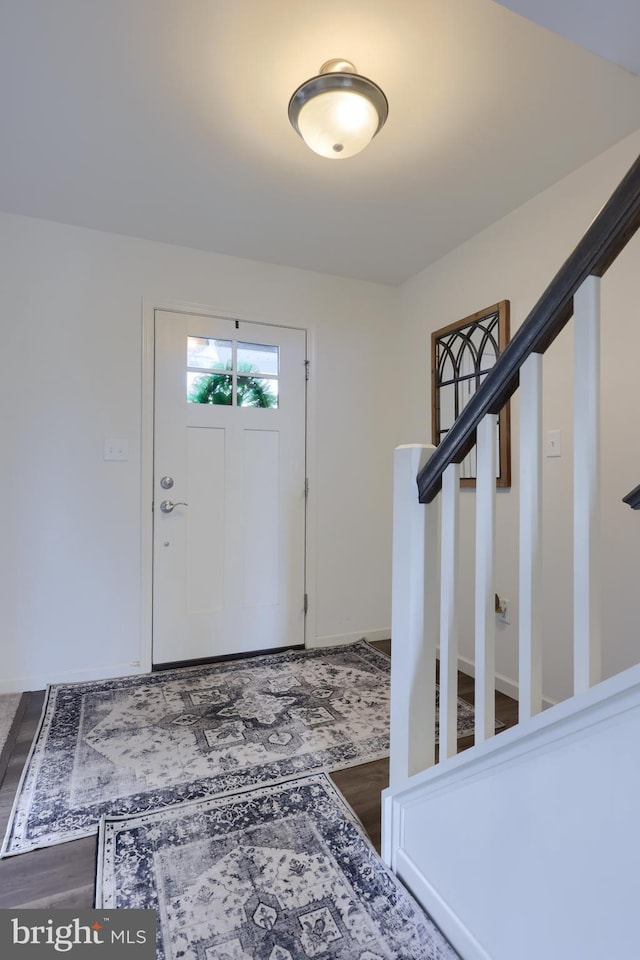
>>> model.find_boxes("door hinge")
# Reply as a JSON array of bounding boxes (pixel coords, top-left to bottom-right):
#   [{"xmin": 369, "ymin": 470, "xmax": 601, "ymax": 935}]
[
  {"xmin": 304, "ymin": 593, "xmax": 308, "ymax": 615},
  {"xmin": 304, "ymin": 478, "xmax": 309, "ymax": 498},
  {"xmin": 304, "ymin": 360, "xmax": 310, "ymax": 381}
]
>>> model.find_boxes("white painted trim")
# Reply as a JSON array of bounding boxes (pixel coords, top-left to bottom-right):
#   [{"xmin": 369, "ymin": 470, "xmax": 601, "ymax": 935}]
[
  {"xmin": 140, "ymin": 298, "xmax": 155, "ymax": 674},
  {"xmin": 381, "ymin": 789, "xmax": 401, "ymax": 867},
  {"xmin": 381, "ymin": 638, "xmax": 555, "ymax": 711},
  {"xmin": 440, "ymin": 462, "xmax": 460, "ymax": 760},
  {"xmin": 302, "ymin": 320, "xmax": 318, "ymax": 650},
  {"xmin": 390, "ymin": 444, "xmax": 437, "ymax": 784},
  {"xmin": 474, "ymin": 414, "xmax": 496, "ymax": 743},
  {"xmin": 449, "ymin": 649, "xmax": 556, "ymax": 710},
  {"xmin": 396, "ymin": 849, "xmax": 492, "ymax": 960},
  {"xmin": 0, "ymin": 682, "xmax": 29, "ymax": 695},
  {"xmin": 310, "ymin": 629, "xmax": 390, "ymax": 649},
  {"xmin": 518, "ymin": 352, "xmax": 543, "ymax": 720},
  {"xmin": 0, "ymin": 662, "xmax": 149, "ymax": 694},
  {"xmin": 573, "ymin": 275, "xmax": 602, "ymax": 691},
  {"xmin": 139, "ymin": 298, "xmax": 316, "ymax": 666}
]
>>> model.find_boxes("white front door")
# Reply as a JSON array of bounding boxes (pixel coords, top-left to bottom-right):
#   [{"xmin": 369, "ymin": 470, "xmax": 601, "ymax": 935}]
[{"xmin": 152, "ymin": 310, "xmax": 307, "ymax": 665}]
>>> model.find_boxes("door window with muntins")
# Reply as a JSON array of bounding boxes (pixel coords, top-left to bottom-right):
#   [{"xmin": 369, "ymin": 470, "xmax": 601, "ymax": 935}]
[{"xmin": 187, "ymin": 336, "xmax": 279, "ymax": 408}]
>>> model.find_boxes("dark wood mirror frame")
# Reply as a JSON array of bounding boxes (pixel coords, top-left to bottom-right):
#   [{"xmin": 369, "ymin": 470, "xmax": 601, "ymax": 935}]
[{"xmin": 431, "ymin": 300, "xmax": 511, "ymax": 488}]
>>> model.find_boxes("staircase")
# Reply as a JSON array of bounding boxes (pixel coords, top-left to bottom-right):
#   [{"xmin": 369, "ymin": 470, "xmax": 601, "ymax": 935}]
[{"xmin": 382, "ymin": 154, "xmax": 640, "ymax": 960}]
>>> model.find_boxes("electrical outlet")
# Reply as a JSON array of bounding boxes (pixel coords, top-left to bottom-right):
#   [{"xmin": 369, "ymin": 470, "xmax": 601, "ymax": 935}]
[{"xmin": 495, "ymin": 594, "xmax": 510, "ymax": 624}]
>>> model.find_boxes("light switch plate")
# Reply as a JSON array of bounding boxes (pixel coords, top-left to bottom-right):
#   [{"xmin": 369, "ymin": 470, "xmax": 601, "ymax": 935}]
[{"xmin": 546, "ymin": 429, "xmax": 561, "ymax": 458}]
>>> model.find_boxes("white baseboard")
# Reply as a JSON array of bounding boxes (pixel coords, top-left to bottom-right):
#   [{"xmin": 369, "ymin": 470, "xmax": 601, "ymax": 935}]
[
  {"xmin": 2, "ymin": 635, "xmax": 393, "ymax": 691},
  {"xmin": 396, "ymin": 849, "xmax": 492, "ymax": 960},
  {"xmin": 310, "ymin": 629, "xmax": 390, "ymax": 649},
  {"xmin": 440, "ymin": 649, "xmax": 556, "ymax": 710},
  {"xmin": 0, "ymin": 662, "xmax": 149, "ymax": 694}
]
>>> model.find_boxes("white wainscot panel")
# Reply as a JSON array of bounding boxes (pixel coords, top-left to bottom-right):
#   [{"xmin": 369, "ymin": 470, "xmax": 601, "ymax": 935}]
[{"xmin": 386, "ymin": 665, "xmax": 640, "ymax": 960}]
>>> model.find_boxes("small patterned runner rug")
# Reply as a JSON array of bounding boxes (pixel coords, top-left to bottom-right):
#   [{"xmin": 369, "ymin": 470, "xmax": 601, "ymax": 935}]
[
  {"xmin": 96, "ymin": 771, "xmax": 459, "ymax": 960},
  {"xmin": 2, "ymin": 642, "xmax": 478, "ymax": 857}
]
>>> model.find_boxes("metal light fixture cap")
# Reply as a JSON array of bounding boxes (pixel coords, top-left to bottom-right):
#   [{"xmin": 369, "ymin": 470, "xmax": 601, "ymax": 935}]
[{"xmin": 319, "ymin": 59, "xmax": 358, "ymax": 74}]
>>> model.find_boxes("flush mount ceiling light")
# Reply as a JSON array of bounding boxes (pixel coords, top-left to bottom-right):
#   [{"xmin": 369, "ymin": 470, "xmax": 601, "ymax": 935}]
[{"xmin": 288, "ymin": 59, "xmax": 388, "ymax": 160}]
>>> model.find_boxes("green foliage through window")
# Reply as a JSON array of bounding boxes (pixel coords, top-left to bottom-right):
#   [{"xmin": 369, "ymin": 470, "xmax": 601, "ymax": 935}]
[{"xmin": 188, "ymin": 361, "xmax": 277, "ymax": 407}]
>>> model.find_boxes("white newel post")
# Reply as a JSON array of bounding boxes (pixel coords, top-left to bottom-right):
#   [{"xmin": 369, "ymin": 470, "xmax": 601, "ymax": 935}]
[
  {"xmin": 390, "ymin": 444, "xmax": 439, "ymax": 786},
  {"xmin": 573, "ymin": 275, "xmax": 601, "ymax": 693}
]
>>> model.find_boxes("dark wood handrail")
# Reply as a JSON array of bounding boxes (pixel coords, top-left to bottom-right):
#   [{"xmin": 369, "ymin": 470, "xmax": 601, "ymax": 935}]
[
  {"xmin": 418, "ymin": 153, "xmax": 640, "ymax": 504},
  {"xmin": 623, "ymin": 484, "xmax": 640, "ymax": 510}
]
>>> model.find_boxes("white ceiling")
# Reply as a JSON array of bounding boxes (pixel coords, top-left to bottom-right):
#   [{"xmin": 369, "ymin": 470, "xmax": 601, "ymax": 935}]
[{"xmin": 1, "ymin": 0, "xmax": 640, "ymax": 285}]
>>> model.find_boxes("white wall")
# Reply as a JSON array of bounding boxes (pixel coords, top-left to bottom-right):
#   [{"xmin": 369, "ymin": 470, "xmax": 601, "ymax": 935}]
[
  {"xmin": 5, "ymin": 131, "xmax": 639, "ymax": 698},
  {"xmin": 0, "ymin": 213, "xmax": 397, "ymax": 691},
  {"xmin": 397, "ymin": 129, "xmax": 640, "ymax": 704}
]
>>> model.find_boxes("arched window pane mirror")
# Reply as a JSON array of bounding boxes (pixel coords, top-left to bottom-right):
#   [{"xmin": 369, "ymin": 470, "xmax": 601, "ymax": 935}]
[{"xmin": 431, "ymin": 300, "xmax": 511, "ymax": 487}]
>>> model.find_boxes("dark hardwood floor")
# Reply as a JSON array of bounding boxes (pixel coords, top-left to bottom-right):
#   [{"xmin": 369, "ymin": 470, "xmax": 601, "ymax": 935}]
[{"xmin": 0, "ymin": 639, "xmax": 517, "ymax": 908}]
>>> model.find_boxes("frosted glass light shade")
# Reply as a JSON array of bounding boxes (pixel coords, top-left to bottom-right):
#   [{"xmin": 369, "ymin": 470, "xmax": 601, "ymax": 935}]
[
  {"xmin": 288, "ymin": 62, "xmax": 388, "ymax": 160},
  {"xmin": 297, "ymin": 89, "xmax": 379, "ymax": 159}
]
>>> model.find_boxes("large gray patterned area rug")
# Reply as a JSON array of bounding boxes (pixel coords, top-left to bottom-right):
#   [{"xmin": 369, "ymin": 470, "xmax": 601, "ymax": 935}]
[
  {"xmin": 96, "ymin": 772, "xmax": 459, "ymax": 960},
  {"xmin": 2, "ymin": 642, "xmax": 476, "ymax": 857}
]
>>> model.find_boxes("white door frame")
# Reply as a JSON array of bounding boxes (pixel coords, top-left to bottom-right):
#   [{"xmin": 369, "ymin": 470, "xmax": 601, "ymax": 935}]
[{"xmin": 139, "ymin": 299, "xmax": 317, "ymax": 673}]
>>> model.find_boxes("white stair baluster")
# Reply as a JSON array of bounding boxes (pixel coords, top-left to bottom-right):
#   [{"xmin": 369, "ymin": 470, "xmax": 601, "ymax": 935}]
[
  {"xmin": 519, "ymin": 352, "xmax": 543, "ymax": 720},
  {"xmin": 573, "ymin": 275, "xmax": 602, "ymax": 693},
  {"xmin": 475, "ymin": 413, "xmax": 496, "ymax": 743},
  {"xmin": 440, "ymin": 461, "xmax": 460, "ymax": 760}
]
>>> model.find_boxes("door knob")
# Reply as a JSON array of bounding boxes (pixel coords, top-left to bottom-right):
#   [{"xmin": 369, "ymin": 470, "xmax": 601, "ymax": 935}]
[{"xmin": 160, "ymin": 500, "xmax": 188, "ymax": 514}]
